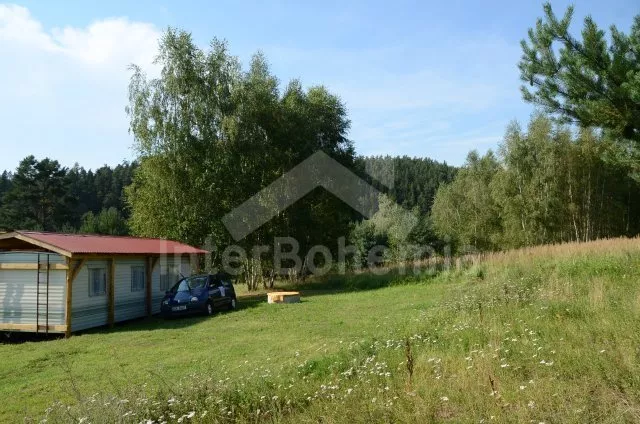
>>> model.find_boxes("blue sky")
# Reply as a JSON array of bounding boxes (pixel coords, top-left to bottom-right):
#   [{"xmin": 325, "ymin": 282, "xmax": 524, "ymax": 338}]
[{"xmin": 0, "ymin": 1, "xmax": 637, "ymax": 172}]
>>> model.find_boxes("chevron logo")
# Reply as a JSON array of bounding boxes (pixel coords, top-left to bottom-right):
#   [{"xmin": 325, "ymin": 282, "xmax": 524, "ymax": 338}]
[{"xmin": 223, "ymin": 151, "xmax": 388, "ymax": 241}]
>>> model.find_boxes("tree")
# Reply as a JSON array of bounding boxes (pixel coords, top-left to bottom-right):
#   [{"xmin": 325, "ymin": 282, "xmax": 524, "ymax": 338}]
[
  {"xmin": 79, "ymin": 208, "xmax": 128, "ymax": 235},
  {"xmin": 0, "ymin": 171, "xmax": 12, "ymax": 211},
  {"xmin": 0, "ymin": 158, "xmax": 137, "ymax": 233},
  {"xmin": 432, "ymin": 116, "xmax": 640, "ymax": 252},
  {"xmin": 519, "ymin": 3, "xmax": 640, "ymax": 143},
  {"xmin": 126, "ymin": 28, "xmax": 357, "ymax": 282},
  {"xmin": 126, "ymin": 30, "xmax": 241, "ymax": 246},
  {"xmin": 361, "ymin": 156, "xmax": 457, "ymax": 214},
  {"xmin": 431, "ymin": 151, "xmax": 503, "ymax": 252},
  {"xmin": 490, "ymin": 116, "xmax": 565, "ymax": 247},
  {"xmin": 65, "ymin": 164, "xmax": 96, "ymax": 228},
  {"xmin": 0, "ymin": 156, "xmax": 73, "ymax": 231}
]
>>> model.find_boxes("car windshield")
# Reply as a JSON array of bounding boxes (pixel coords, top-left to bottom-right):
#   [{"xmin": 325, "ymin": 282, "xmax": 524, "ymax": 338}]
[{"xmin": 172, "ymin": 276, "xmax": 208, "ymax": 292}]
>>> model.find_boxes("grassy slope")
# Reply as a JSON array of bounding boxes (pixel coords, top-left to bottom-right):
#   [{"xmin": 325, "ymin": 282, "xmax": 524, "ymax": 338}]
[{"xmin": 2, "ymin": 238, "xmax": 640, "ymax": 423}]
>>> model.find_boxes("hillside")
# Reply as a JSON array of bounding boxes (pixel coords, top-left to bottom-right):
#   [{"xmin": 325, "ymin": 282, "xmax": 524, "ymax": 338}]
[{"xmin": 2, "ymin": 238, "xmax": 640, "ymax": 423}]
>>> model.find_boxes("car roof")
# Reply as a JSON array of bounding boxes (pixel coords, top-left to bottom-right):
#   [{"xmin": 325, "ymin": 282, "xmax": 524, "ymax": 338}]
[{"xmin": 189, "ymin": 272, "xmax": 232, "ymax": 279}]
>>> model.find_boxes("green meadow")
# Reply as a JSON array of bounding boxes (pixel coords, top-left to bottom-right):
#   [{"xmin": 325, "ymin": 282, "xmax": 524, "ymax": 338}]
[{"xmin": 2, "ymin": 238, "xmax": 640, "ymax": 423}]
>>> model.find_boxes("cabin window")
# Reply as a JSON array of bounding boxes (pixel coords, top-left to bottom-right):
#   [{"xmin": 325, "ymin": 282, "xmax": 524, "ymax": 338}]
[
  {"xmin": 88, "ymin": 268, "xmax": 107, "ymax": 297},
  {"xmin": 131, "ymin": 266, "xmax": 146, "ymax": 292},
  {"xmin": 160, "ymin": 266, "xmax": 178, "ymax": 292}
]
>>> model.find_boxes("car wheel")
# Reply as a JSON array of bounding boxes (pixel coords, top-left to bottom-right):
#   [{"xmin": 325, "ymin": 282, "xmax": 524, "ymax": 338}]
[{"xmin": 206, "ymin": 301, "xmax": 214, "ymax": 316}]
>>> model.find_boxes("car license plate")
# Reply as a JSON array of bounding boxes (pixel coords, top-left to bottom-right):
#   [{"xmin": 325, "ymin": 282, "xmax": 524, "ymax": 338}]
[{"xmin": 171, "ymin": 305, "xmax": 187, "ymax": 311}]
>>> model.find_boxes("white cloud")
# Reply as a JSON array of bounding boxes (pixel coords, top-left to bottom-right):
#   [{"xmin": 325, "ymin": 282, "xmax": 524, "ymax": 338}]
[
  {"xmin": 52, "ymin": 19, "xmax": 159, "ymax": 68},
  {"xmin": 0, "ymin": 4, "xmax": 58, "ymax": 51},
  {"xmin": 0, "ymin": 4, "xmax": 159, "ymax": 69},
  {"xmin": 0, "ymin": 4, "xmax": 160, "ymax": 171}
]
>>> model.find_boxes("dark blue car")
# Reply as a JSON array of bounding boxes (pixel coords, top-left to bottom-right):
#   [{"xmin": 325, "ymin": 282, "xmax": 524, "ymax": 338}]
[{"xmin": 160, "ymin": 273, "xmax": 237, "ymax": 317}]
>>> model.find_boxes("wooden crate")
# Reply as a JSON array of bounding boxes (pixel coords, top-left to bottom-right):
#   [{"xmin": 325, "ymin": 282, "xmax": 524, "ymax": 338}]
[{"xmin": 267, "ymin": 291, "xmax": 301, "ymax": 304}]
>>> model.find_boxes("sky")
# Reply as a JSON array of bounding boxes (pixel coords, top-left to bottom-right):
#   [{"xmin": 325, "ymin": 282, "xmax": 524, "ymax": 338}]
[{"xmin": 0, "ymin": 1, "xmax": 638, "ymax": 172}]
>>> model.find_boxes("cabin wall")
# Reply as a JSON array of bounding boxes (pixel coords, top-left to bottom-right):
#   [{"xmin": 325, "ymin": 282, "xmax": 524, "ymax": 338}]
[
  {"xmin": 114, "ymin": 258, "xmax": 146, "ymax": 323},
  {"xmin": 0, "ymin": 252, "xmax": 66, "ymax": 327},
  {"xmin": 71, "ymin": 259, "xmax": 109, "ymax": 331},
  {"xmin": 0, "ymin": 248, "xmax": 200, "ymax": 333},
  {"xmin": 73, "ymin": 255, "xmax": 193, "ymax": 331}
]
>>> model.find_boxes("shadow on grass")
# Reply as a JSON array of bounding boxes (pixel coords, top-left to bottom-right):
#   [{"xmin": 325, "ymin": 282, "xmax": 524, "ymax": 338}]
[
  {"xmin": 88, "ymin": 298, "xmax": 265, "ymax": 336},
  {"xmin": 0, "ymin": 298, "xmax": 266, "ymax": 344},
  {"xmin": 0, "ymin": 331, "xmax": 65, "ymax": 344},
  {"xmin": 276, "ymin": 268, "xmax": 440, "ymax": 298}
]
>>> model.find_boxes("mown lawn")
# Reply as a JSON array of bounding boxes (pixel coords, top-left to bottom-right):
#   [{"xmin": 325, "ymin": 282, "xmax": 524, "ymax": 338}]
[{"xmin": 3, "ymin": 238, "xmax": 640, "ymax": 423}]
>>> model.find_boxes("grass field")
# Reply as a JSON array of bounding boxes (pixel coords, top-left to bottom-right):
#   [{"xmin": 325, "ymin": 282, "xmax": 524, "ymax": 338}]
[{"xmin": 2, "ymin": 238, "xmax": 640, "ymax": 423}]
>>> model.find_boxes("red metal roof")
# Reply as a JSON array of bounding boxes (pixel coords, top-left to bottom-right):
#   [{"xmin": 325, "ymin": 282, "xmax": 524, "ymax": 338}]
[{"xmin": 10, "ymin": 231, "xmax": 208, "ymax": 256}]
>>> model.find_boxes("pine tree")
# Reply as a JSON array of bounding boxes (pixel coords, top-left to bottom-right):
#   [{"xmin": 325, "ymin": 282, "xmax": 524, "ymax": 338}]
[{"xmin": 520, "ymin": 3, "xmax": 640, "ymax": 143}]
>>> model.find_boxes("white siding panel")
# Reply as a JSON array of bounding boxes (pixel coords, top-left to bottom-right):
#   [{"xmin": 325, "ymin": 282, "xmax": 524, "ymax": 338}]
[
  {"xmin": 151, "ymin": 259, "xmax": 163, "ymax": 315},
  {"xmin": 0, "ymin": 252, "xmax": 66, "ymax": 326},
  {"xmin": 181, "ymin": 256, "xmax": 192, "ymax": 276},
  {"xmin": 114, "ymin": 258, "xmax": 146, "ymax": 323},
  {"xmin": 0, "ymin": 252, "xmax": 66, "ymax": 265},
  {"xmin": 71, "ymin": 260, "xmax": 108, "ymax": 331}
]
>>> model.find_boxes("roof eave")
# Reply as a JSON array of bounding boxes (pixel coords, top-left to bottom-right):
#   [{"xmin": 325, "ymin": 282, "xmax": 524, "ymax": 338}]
[
  {"xmin": 0, "ymin": 231, "xmax": 73, "ymax": 258},
  {"xmin": 0, "ymin": 231, "xmax": 209, "ymax": 257}
]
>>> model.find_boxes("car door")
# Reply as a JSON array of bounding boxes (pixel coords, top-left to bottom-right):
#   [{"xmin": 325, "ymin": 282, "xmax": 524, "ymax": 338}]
[
  {"xmin": 220, "ymin": 278, "xmax": 234, "ymax": 304},
  {"xmin": 216, "ymin": 276, "xmax": 232, "ymax": 305},
  {"xmin": 207, "ymin": 275, "xmax": 225, "ymax": 308}
]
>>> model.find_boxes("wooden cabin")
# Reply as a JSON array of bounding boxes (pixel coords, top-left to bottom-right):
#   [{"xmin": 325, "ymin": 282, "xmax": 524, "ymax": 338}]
[{"xmin": 0, "ymin": 231, "xmax": 207, "ymax": 336}]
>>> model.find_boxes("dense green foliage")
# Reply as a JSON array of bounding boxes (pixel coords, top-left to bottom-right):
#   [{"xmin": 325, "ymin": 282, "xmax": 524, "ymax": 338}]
[
  {"xmin": 0, "ymin": 156, "xmax": 73, "ymax": 231},
  {"xmin": 0, "ymin": 171, "xmax": 11, "ymax": 209},
  {"xmin": 362, "ymin": 156, "xmax": 456, "ymax": 213},
  {"xmin": 126, "ymin": 29, "xmax": 359, "ymax": 277},
  {"xmin": 79, "ymin": 207, "xmax": 128, "ymax": 236},
  {"xmin": 431, "ymin": 151, "xmax": 503, "ymax": 252},
  {"xmin": 0, "ymin": 143, "xmax": 454, "ymax": 255},
  {"xmin": 432, "ymin": 115, "xmax": 640, "ymax": 251},
  {"xmin": 0, "ymin": 156, "xmax": 136, "ymax": 234},
  {"xmin": 349, "ymin": 194, "xmax": 447, "ymax": 266},
  {"xmin": 347, "ymin": 157, "xmax": 456, "ymax": 264},
  {"xmin": 520, "ymin": 3, "xmax": 640, "ymax": 143}
]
